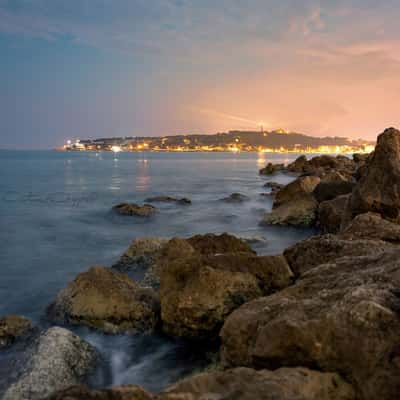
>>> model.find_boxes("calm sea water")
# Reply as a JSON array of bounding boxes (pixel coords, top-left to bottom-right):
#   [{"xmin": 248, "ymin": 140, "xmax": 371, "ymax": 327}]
[{"xmin": 0, "ymin": 150, "xmax": 315, "ymax": 392}]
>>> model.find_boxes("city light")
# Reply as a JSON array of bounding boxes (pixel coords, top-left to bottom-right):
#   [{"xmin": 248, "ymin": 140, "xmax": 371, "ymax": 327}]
[{"xmin": 111, "ymin": 145, "xmax": 122, "ymax": 153}]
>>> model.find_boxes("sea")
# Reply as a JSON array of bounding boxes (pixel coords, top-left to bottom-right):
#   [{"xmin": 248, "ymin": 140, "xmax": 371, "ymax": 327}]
[{"xmin": 0, "ymin": 149, "xmax": 316, "ymax": 392}]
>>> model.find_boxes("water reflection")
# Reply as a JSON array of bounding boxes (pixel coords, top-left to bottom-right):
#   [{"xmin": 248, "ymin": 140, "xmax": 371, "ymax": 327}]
[{"xmin": 135, "ymin": 159, "xmax": 150, "ymax": 192}]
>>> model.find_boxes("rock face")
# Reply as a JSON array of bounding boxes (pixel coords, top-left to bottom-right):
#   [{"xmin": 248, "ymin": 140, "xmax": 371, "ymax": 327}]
[
  {"xmin": 47, "ymin": 384, "xmax": 153, "ymax": 400},
  {"xmin": 220, "ymin": 193, "xmax": 250, "ymax": 203},
  {"xmin": 48, "ymin": 266, "xmax": 160, "ymax": 334},
  {"xmin": 313, "ymin": 181, "xmax": 354, "ymax": 203},
  {"xmin": 159, "ymin": 236, "xmax": 292, "ymax": 339},
  {"xmin": 3, "ymin": 327, "xmax": 97, "ymax": 400},
  {"xmin": 317, "ymin": 195, "xmax": 349, "ymax": 233},
  {"xmin": 0, "ymin": 315, "xmax": 34, "ymax": 349},
  {"xmin": 221, "ymin": 248, "xmax": 400, "ymax": 400},
  {"xmin": 346, "ymin": 128, "xmax": 400, "ymax": 223},
  {"xmin": 145, "ymin": 196, "xmax": 191, "ymax": 205},
  {"xmin": 262, "ymin": 176, "xmax": 320, "ymax": 227},
  {"xmin": 160, "ymin": 367, "xmax": 355, "ymax": 400},
  {"xmin": 259, "ymin": 163, "xmax": 285, "ymax": 175},
  {"xmin": 113, "ymin": 203, "xmax": 157, "ymax": 217}
]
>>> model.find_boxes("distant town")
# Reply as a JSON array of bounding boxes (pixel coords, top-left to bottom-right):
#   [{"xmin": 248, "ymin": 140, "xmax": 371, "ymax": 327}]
[{"xmin": 58, "ymin": 129, "xmax": 375, "ymax": 154}]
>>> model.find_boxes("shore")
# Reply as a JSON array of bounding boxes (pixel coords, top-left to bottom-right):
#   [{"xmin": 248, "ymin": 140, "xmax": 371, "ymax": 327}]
[{"xmin": 1, "ymin": 127, "xmax": 400, "ymax": 400}]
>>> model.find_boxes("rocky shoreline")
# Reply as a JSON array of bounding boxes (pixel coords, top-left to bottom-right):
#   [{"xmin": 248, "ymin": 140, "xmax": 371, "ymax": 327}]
[{"xmin": 1, "ymin": 127, "xmax": 400, "ymax": 399}]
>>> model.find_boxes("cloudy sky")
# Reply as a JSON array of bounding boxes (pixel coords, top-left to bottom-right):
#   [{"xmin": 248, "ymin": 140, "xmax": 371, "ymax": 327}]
[{"xmin": 1, "ymin": 0, "xmax": 400, "ymax": 148}]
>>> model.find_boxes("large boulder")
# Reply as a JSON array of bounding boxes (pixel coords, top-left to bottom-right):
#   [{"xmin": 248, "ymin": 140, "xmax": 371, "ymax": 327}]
[
  {"xmin": 221, "ymin": 248, "xmax": 400, "ymax": 400},
  {"xmin": 317, "ymin": 195, "xmax": 349, "ymax": 233},
  {"xmin": 313, "ymin": 181, "xmax": 354, "ymax": 203},
  {"xmin": 283, "ymin": 233, "xmax": 393, "ymax": 277},
  {"xmin": 113, "ymin": 203, "xmax": 157, "ymax": 217},
  {"xmin": 3, "ymin": 327, "xmax": 97, "ymax": 400},
  {"xmin": 262, "ymin": 176, "xmax": 320, "ymax": 227},
  {"xmin": 160, "ymin": 238, "xmax": 292, "ymax": 339},
  {"xmin": 160, "ymin": 367, "xmax": 355, "ymax": 400},
  {"xmin": 48, "ymin": 266, "xmax": 160, "ymax": 334},
  {"xmin": 346, "ymin": 128, "xmax": 400, "ymax": 223},
  {"xmin": 0, "ymin": 315, "xmax": 34, "ymax": 349},
  {"xmin": 259, "ymin": 163, "xmax": 285, "ymax": 175}
]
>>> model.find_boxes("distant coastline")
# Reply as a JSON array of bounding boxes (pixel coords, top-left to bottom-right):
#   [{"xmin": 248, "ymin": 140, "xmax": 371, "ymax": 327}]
[{"xmin": 57, "ymin": 129, "xmax": 375, "ymax": 155}]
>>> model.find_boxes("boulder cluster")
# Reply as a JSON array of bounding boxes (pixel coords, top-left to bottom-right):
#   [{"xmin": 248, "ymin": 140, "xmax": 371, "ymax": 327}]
[{"xmin": 3, "ymin": 127, "xmax": 400, "ymax": 400}]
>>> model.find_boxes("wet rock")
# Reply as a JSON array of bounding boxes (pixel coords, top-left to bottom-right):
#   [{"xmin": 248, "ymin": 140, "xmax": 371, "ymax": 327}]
[
  {"xmin": 263, "ymin": 182, "xmax": 284, "ymax": 191},
  {"xmin": 340, "ymin": 212, "xmax": 400, "ymax": 243},
  {"xmin": 0, "ymin": 315, "xmax": 34, "ymax": 349},
  {"xmin": 262, "ymin": 176, "xmax": 320, "ymax": 227},
  {"xmin": 313, "ymin": 181, "xmax": 355, "ymax": 203},
  {"xmin": 259, "ymin": 163, "xmax": 285, "ymax": 175},
  {"xmin": 221, "ymin": 248, "xmax": 400, "ymax": 400},
  {"xmin": 113, "ymin": 203, "xmax": 157, "ymax": 217},
  {"xmin": 317, "ymin": 195, "xmax": 349, "ymax": 233},
  {"xmin": 286, "ymin": 155, "xmax": 308, "ymax": 173},
  {"xmin": 283, "ymin": 233, "xmax": 393, "ymax": 277},
  {"xmin": 160, "ymin": 238, "xmax": 292, "ymax": 339},
  {"xmin": 346, "ymin": 128, "xmax": 400, "ymax": 223},
  {"xmin": 3, "ymin": 327, "xmax": 97, "ymax": 400},
  {"xmin": 220, "ymin": 193, "xmax": 250, "ymax": 203},
  {"xmin": 47, "ymin": 384, "xmax": 153, "ymax": 400},
  {"xmin": 48, "ymin": 266, "xmax": 160, "ymax": 334},
  {"xmin": 145, "ymin": 196, "xmax": 191, "ymax": 205},
  {"xmin": 160, "ymin": 367, "xmax": 355, "ymax": 400},
  {"xmin": 112, "ymin": 238, "xmax": 167, "ymax": 273}
]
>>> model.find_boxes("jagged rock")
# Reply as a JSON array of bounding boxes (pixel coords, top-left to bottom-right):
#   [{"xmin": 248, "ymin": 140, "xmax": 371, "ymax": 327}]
[
  {"xmin": 113, "ymin": 203, "xmax": 157, "ymax": 217},
  {"xmin": 3, "ymin": 327, "xmax": 97, "ymax": 400},
  {"xmin": 47, "ymin": 384, "xmax": 153, "ymax": 400},
  {"xmin": 286, "ymin": 155, "xmax": 308, "ymax": 173},
  {"xmin": 0, "ymin": 315, "xmax": 34, "ymax": 349},
  {"xmin": 259, "ymin": 163, "xmax": 285, "ymax": 175},
  {"xmin": 221, "ymin": 248, "xmax": 400, "ymax": 400},
  {"xmin": 160, "ymin": 367, "xmax": 355, "ymax": 400},
  {"xmin": 145, "ymin": 196, "xmax": 191, "ymax": 205},
  {"xmin": 262, "ymin": 176, "xmax": 320, "ymax": 227},
  {"xmin": 220, "ymin": 193, "xmax": 250, "ymax": 203},
  {"xmin": 346, "ymin": 128, "xmax": 400, "ymax": 223},
  {"xmin": 283, "ymin": 233, "xmax": 393, "ymax": 277},
  {"xmin": 160, "ymin": 238, "xmax": 292, "ymax": 339},
  {"xmin": 340, "ymin": 212, "xmax": 400, "ymax": 243},
  {"xmin": 47, "ymin": 266, "xmax": 160, "ymax": 334},
  {"xmin": 353, "ymin": 153, "xmax": 370, "ymax": 164},
  {"xmin": 319, "ymin": 171, "xmax": 349, "ymax": 183},
  {"xmin": 112, "ymin": 238, "xmax": 167, "ymax": 273},
  {"xmin": 317, "ymin": 195, "xmax": 349, "ymax": 233},
  {"xmin": 313, "ymin": 181, "xmax": 354, "ymax": 203}
]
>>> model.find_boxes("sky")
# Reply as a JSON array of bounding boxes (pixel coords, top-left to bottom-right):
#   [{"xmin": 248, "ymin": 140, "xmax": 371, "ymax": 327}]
[{"xmin": 1, "ymin": 0, "xmax": 400, "ymax": 149}]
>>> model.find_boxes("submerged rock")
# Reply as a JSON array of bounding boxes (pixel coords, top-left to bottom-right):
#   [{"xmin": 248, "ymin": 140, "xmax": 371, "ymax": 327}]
[
  {"xmin": 0, "ymin": 315, "xmax": 34, "ymax": 349},
  {"xmin": 160, "ymin": 237, "xmax": 293, "ymax": 339},
  {"xmin": 3, "ymin": 327, "xmax": 97, "ymax": 400},
  {"xmin": 113, "ymin": 203, "xmax": 157, "ymax": 217},
  {"xmin": 160, "ymin": 367, "xmax": 355, "ymax": 400},
  {"xmin": 220, "ymin": 193, "xmax": 250, "ymax": 203},
  {"xmin": 145, "ymin": 196, "xmax": 191, "ymax": 205},
  {"xmin": 221, "ymin": 248, "xmax": 400, "ymax": 400},
  {"xmin": 48, "ymin": 266, "xmax": 160, "ymax": 334}
]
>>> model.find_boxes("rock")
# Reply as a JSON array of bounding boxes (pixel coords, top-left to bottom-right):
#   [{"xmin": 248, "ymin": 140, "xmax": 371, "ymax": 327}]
[
  {"xmin": 319, "ymin": 170, "xmax": 349, "ymax": 183},
  {"xmin": 317, "ymin": 195, "xmax": 349, "ymax": 233},
  {"xmin": 340, "ymin": 212, "xmax": 400, "ymax": 243},
  {"xmin": 220, "ymin": 193, "xmax": 250, "ymax": 203},
  {"xmin": 160, "ymin": 367, "xmax": 355, "ymax": 400},
  {"xmin": 313, "ymin": 181, "xmax": 355, "ymax": 203},
  {"xmin": 259, "ymin": 163, "xmax": 285, "ymax": 175},
  {"xmin": 263, "ymin": 182, "xmax": 284, "ymax": 191},
  {"xmin": 160, "ymin": 238, "xmax": 293, "ymax": 339},
  {"xmin": 346, "ymin": 128, "xmax": 400, "ymax": 223},
  {"xmin": 112, "ymin": 238, "xmax": 167, "ymax": 273},
  {"xmin": 0, "ymin": 315, "xmax": 34, "ymax": 349},
  {"xmin": 47, "ymin": 384, "xmax": 153, "ymax": 400},
  {"xmin": 113, "ymin": 203, "xmax": 157, "ymax": 217},
  {"xmin": 353, "ymin": 153, "xmax": 370, "ymax": 164},
  {"xmin": 48, "ymin": 266, "xmax": 160, "ymax": 334},
  {"xmin": 3, "ymin": 327, "xmax": 97, "ymax": 400},
  {"xmin": 283, "ymin": 233, "xmax": 393, "ymax": 277},
  {"xmin": 286, "ymin": 155, "xmax": 308, "ymax": 173},
  {"xmin": 145, "ymin": 196, "xmax": 191, "ymax": 205},
  {"xmin": 221, "ymin": 248, "xmax": 400, "ymax": 400}
]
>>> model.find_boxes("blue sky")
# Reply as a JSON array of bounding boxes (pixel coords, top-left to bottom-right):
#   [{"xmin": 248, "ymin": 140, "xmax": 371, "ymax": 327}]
[{"xmin": 1, "ymin": 0, "xmax": 400, "ymax": 148}]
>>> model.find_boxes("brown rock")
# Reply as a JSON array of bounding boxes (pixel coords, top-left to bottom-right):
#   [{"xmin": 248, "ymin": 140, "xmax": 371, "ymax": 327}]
[
  {"xmin": 145, "ymin": 196, "xmax": 191, "ymax": 205},
  {"xmin": 48, "ymin": 266, "xmax": 160, "ymax": 334},
  {"xmin": 113, "ymin": 203, "xmax": 157, "ymax": 217},
  {"xmin": 160, "ymin": 367, "xmax": 355, "ymax": 400},
  {"xmin": 313, "ymin": 181, "xmax": 354, "ymax": 203},
  {"xmin": 317, "ymin": 195, "xmax": 349, "ymax": 233},
  {"xmin": 0, "ymin": 315, "xmax": 34, "ymax": 349},
  {"xmin": 259, "ymin": 163, "xmax": 285, "ymax": 175},
  {"xmin": 221, "ymin": 248, "xmax": 400, "ymax": 400}
]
